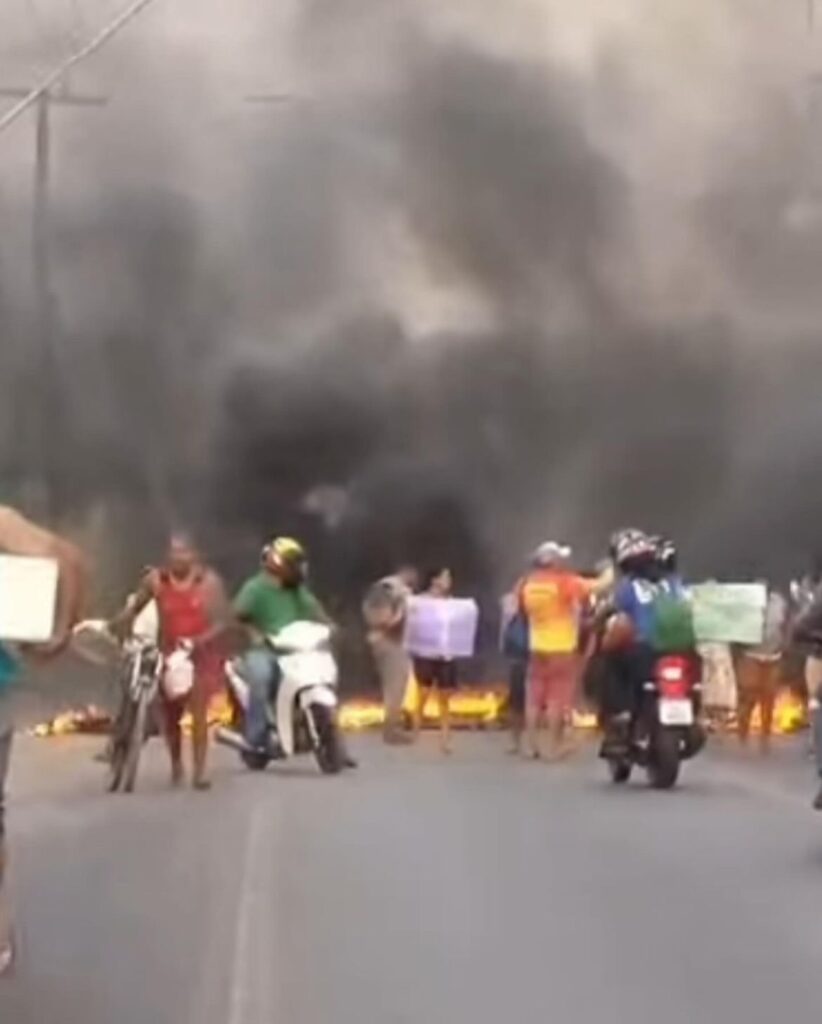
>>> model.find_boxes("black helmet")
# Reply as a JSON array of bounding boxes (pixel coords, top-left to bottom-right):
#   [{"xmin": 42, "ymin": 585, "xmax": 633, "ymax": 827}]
[
  {"xmin": 615, "ymin": 532, "xmax": 657, "ymax": 574},
  {"xmin": 609, "ymin": 528, "xmax": 646, "ymax": 561},
  {"xmin": 656, "ymin": 537, "xmax": 678, "ymax": 574}
]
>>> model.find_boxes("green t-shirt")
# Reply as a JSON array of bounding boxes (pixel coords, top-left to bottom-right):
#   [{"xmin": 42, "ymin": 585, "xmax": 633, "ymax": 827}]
[{"xmin": 233, "ymin": 572, "xmax": 325, "ymax": 637}]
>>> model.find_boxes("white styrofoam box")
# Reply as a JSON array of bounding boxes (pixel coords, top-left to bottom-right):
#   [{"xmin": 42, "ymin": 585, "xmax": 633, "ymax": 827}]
[
  {"xmin": 404, "ymin": 596, "xmax": 479, "ymax": 660},
  {"xmin": 0, "ymin": 555, "xmax": 59, "ymax": 642}
]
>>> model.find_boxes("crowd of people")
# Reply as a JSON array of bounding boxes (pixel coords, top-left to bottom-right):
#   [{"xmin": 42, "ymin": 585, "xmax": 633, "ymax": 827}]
[
  {"xmin": 364, "ymin": 535, "xmax": 822, "ymax": 796},
  {"xmin": 5, "ymin": 503, "xmax": 822, "ymax": 977}
]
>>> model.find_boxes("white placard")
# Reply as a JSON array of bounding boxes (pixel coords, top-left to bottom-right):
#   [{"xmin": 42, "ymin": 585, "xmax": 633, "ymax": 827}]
[
  {"xmin": 404, "ymin": 596, "xmax": 479, "ymax": 660},
  {"xmin": 0, "ymin": 555, "xmax": 59, "ymax": 642},
  {"xmin": 691, "ymin": 582, "xmax": 767, "ymax": 646}
]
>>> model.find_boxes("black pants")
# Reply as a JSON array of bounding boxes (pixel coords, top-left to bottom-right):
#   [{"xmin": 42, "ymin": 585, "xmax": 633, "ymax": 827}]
[
  {"xmin": 598, "ymin": 644, "xmax": 656, "ymax": 718},
  {"xmin": 508, "ymin": 660, "xmax": 527, "ymax": 716}
]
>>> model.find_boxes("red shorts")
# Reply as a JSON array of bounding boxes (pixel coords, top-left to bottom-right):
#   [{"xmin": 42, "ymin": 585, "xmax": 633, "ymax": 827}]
[{"xmin": 527, "ymin": 653, "xmax": 578, "ymax": 714}]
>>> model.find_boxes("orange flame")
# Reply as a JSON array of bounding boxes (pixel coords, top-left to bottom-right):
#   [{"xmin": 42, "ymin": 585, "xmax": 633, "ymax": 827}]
[{"xmin": 28, "ymin": 687, "xmax": 809, "ymax": 738}]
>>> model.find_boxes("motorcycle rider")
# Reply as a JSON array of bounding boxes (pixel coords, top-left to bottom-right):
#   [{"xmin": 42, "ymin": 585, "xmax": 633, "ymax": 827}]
[
  {"xmin": 655, "ymin": 538, "xmax": 686, "ymax": 595},
  {"xmin": 601, "ymin": 534, "xmax": 699, "ymax": 744},
  {"xmin": 597, "ymin": 533, "xmax": 661, "ymax": 744},
  {"xmin": 207, "ymin": 537, "xmax": 356, "ymax": 768}
]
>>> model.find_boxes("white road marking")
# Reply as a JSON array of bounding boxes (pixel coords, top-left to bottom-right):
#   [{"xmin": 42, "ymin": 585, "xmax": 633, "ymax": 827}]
[{"xmin": 227, "ymin": 802, "xmax": 270, "ymax": 1024}]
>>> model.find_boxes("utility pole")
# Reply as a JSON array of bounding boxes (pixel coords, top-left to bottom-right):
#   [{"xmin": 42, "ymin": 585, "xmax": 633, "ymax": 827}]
[
  {"xmin": 0, "ymin": 0, "xmax": 160, "ymax": 518},
  {"xmin": 0, "ymin": 85, "xmax": 107, "ymax": 516}
]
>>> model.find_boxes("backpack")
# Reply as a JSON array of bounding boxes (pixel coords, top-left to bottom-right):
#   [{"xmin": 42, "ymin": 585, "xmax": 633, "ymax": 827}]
[
  {"xmin": 502, "ymin": 611, "xmax": 529, "ymax": 660},
  {"xmin": 650, "ymin": 586, "xmax": 695, "ymax": 653}
]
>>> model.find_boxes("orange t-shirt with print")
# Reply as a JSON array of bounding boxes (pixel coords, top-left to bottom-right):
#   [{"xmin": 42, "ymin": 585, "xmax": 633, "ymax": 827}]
[{"xmin": 519, "ymin": 568, "xmax": 595, "ymax": 655}]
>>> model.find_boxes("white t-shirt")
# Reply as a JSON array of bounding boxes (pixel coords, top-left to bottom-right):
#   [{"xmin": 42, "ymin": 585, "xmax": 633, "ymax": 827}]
[{"xmin": 132, "ymin": 599, "xmax": 159, "ymax": 643}]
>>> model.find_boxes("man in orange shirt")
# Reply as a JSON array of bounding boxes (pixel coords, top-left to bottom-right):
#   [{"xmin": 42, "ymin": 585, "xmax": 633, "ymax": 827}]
[{"xmin": 519, "ymin": 542, "xmax": 611, "ymax": 760}]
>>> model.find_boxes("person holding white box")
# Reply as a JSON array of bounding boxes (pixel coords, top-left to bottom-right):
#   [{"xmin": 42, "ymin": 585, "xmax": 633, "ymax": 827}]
[
  {"xmin": 0, "ymin": 506, "xmax": 88, "ymax": 977},
  {"xmin": 405, "ymin": 567, "xmax": 479, "ymax": 755}
]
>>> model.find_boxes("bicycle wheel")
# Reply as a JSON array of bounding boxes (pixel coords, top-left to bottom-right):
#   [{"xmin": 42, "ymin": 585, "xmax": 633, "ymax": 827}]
[
  {"xmin": 122, "ymin": 690, "xmax": 150, "ymax": 794},
  {"xmin": 107, "ymin": 701, "xmax": 135, "ymax": 793}
]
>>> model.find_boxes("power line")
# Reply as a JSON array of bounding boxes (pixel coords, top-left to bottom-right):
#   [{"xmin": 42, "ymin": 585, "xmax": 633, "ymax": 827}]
[{"xmin": 0, "ymin": 0, "xmax": 159, "ymax": 136}]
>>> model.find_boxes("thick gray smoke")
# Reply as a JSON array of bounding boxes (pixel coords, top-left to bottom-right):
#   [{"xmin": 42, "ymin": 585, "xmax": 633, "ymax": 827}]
[{"xmin": 2, "ymin": 0, "xmax": 822, "ymax": 606}]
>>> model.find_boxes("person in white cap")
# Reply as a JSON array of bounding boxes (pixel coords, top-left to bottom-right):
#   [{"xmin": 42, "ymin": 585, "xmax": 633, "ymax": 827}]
[{"xmin": 517, "ymin": 542, "xmax": 611, "ymax": 760}]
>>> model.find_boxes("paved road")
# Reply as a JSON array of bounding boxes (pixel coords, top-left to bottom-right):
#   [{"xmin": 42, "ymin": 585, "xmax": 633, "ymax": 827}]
[{"xmin": 1, "ymin": 731, "xmax": 822, "ymax": 1024}]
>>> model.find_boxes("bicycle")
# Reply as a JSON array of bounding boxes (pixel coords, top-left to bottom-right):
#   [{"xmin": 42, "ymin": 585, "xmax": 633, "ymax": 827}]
[{"xmin": 107, "ymin": 636, "xmax": 163, "ymax": 793}]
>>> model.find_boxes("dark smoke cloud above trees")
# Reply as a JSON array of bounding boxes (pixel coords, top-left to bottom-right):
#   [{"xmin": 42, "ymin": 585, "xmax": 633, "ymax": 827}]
[{"xmin": 1, "ymin": 0, "xmax": 822, "ymax": 596}]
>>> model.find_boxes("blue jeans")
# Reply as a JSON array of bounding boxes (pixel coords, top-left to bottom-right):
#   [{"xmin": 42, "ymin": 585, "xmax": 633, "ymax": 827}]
[{"xmin": 242, "ymin": 649, "xmax": 281, "ymax": 752}]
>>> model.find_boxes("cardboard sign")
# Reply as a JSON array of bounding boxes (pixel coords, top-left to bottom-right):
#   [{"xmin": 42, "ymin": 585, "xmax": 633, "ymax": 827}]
[
  {"xmin": 404, "ymin": 596, "xmax": 479, "ymax": 660},
  {"xmin": 691, "ymin": 582, "xmax": 767, "ymax": 646},
  {"xmin": 0, "ymin": 555, "xmax": 58, "ymax": 642}
]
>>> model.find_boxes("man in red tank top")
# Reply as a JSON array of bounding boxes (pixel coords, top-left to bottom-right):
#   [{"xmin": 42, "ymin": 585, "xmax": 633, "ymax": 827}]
[{"xmin": 114, "ymin": 534, "xmax": 228, "ymax": 789}]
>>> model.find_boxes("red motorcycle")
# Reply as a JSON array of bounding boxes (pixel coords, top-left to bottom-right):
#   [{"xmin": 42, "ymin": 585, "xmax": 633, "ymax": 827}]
[{"xmin": 604, "ymin": 652, "xmax": 706, "ymax": 789}]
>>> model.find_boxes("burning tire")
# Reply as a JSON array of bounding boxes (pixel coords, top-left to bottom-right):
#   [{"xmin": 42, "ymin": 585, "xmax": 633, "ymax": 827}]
[
  {"xmin": 310, "ymin": 704, "xmax": 343, "ymax": 775},
  {"xmin": 647, "ymin": 727, "xmax": 680, "ymax": 790}
]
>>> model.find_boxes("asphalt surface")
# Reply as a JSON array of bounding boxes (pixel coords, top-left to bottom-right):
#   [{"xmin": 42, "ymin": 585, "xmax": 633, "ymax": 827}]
[{"xmin": 1, "ymin": 730, "xmax": 822, "ymax": 1024}]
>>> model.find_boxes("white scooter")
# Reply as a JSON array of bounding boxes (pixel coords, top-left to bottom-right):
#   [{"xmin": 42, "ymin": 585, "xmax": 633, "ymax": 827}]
[{"xmin": 216, "ymin": 621, "xmax": 344, "ymax": 775}]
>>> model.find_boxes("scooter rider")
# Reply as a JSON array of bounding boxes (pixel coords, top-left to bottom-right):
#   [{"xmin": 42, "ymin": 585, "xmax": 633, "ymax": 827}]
[
  {"xmin": 237, "ymin": 538, "xmax": 328, "ymax": 752},
  {"xmin": 203, "ymin": 537, "xmax": 356, "ymax": 768}
]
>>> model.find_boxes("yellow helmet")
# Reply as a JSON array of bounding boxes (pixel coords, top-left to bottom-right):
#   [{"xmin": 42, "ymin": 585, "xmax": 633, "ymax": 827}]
[{"xmin": 265, "ymin": 536, "xmax": 307, "ymax": 574}]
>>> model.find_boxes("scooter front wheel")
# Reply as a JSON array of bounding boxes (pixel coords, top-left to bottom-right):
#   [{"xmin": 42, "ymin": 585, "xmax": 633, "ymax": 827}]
[{"xmin": 310, "ymin": 704, "xmax": 343, "ymax": 775}]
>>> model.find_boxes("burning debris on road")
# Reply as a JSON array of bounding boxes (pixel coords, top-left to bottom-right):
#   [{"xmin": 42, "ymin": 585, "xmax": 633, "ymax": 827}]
[{"xmin": 26, "ymin": 688, "xmax": 807, "ymax": 739}]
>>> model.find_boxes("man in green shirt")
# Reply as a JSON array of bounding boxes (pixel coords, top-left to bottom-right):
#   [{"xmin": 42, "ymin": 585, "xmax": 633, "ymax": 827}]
[
  {"xmin": 231, "ymin": 537, "xmax": 330, "ymax": 752},
  {"xmin": 234, "ymin": 562, "xmax": 327, "ymax": 640}
]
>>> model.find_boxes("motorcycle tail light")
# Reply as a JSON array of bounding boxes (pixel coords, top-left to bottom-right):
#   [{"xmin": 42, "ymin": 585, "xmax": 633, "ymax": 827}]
[{"xmin": 656, "ymin": 656, "xmax": 691, "ymax": 698}]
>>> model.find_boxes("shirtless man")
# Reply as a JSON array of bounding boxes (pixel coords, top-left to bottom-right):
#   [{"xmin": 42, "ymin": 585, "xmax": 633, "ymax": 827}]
[{"xmin": 0, "ymin": 505, "xmax": 87, "ymax": 975}]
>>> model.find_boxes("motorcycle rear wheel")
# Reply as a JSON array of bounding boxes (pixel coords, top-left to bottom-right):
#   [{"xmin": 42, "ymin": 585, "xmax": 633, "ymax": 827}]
[{"xmin": 647, "ymin": 728, "xmax": 680, "ymax": 790}]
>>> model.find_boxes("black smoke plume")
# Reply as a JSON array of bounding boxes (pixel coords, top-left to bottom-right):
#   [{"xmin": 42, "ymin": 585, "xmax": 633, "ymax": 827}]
[{"xmin": 1, "ymin": 0, "xmax": 821, "ymax": 614}]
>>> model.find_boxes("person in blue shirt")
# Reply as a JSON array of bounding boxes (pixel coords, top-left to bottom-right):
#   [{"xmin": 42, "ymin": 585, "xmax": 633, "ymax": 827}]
[
  {"xmin": 612, "ymin": 535, "xmax": 661, "ymax": 645},
  {"xmin": 598, "ymin": 533, "xmax": 660, "ymax": 733},
  {"xmin": 655, "ymin": 538, "xmax": 687, "ymax": 597}
]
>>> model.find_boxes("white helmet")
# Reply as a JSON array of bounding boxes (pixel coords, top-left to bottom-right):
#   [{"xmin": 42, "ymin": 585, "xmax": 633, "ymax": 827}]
[{"xmin": 532, "ymin": 541, "xmax": 572, "ymax": 568}]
